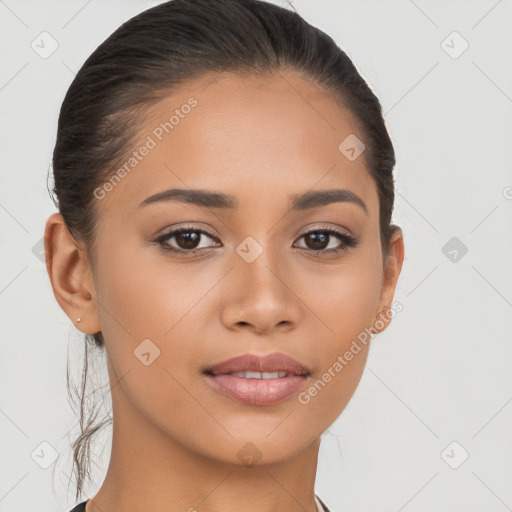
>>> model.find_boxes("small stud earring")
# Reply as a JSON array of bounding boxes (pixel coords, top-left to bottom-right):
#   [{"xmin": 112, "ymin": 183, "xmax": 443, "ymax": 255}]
[{"xmin": 77, "ymin": 318, "xmax": 81, "ymax": 322}]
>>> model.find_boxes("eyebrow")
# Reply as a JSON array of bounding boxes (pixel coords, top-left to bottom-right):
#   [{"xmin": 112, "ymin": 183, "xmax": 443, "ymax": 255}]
[{"xmin": 138, "ymin": 188, "xmax": 367, "ymax": 214}]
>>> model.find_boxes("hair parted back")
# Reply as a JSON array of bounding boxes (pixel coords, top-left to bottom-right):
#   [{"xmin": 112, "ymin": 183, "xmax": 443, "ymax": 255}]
[{"xmin": 49, "ymin": 0, "xmax": 398, "ymax": 500}]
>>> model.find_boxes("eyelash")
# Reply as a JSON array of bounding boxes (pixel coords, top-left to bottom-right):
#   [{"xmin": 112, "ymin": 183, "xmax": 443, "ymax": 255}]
[{"xmin": 153, "ymin": 224, "xmax": 358, "ymax": 257}]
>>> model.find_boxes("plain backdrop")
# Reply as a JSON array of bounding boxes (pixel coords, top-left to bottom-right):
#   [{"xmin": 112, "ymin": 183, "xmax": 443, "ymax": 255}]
[{"xmin": 1, "ymin": 1, "xmax": 511, "ymax": 511}]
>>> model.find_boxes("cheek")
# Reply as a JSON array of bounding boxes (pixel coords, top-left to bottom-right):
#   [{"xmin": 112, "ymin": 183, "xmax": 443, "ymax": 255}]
[
  {"xmin": 301, "ymin": 252, "xmax": 382, "ymax": 346},
  {"xmin": 94, "ymin": 249, "xmax": 208, "ymax": 437},
  {"xmin": 292, "ymin": 253, "xmax": 380, "ymax": 418},
  {"xmin": 92, "ymin": 245, "xmax": 210, "ymax": 387},
  {"xmin": 93, "ymin": 244, "xmax": 206, "ymax": 341}
]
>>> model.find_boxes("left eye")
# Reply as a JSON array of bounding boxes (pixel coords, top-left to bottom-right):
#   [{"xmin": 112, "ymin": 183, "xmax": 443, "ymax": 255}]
[{"xmin": 294, "ymin": 229, "xmax": 357, "ymax": 253}]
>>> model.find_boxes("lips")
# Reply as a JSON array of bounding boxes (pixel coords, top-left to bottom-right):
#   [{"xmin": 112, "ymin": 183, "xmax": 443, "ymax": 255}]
[
  {"xmin": 204, "ymin": 352, "xmax": 310, "ymax": 377},
  {"xmin": 203, "ymin": 352, "xmax": 311, "ymax": 405}
]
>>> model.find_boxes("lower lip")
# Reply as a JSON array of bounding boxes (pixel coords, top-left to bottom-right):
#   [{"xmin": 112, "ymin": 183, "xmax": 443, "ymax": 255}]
[{"xmin": 204, "ymin": 373, "xmax": 309, "ymax": 405}]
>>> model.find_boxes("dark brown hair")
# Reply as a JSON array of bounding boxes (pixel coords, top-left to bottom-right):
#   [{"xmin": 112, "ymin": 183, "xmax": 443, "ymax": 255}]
[{"xmin": 49, "ymin": 0, "xmax": 399, "ymax": 500}]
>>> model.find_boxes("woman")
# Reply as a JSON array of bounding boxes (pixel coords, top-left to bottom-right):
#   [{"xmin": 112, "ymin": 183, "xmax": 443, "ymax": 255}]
[{"xmin": 44, "ymin": 0, "xmax": 404, "ymax": 510}]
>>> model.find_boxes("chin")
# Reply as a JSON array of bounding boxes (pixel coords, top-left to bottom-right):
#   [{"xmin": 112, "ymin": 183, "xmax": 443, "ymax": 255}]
[{"xmin": 194, "ymin": 425, "xmax": 315, "ymax": 467}]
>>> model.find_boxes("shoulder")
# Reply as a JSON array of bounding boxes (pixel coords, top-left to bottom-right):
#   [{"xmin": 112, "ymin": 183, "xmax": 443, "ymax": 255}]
[
  {"xmin": 315, "ymin": 494, "xmax": 333, "ymax": 512},
  {"xmin": 67, "ymin": 500, "xmax": 87, "ymax": 512},
  {"xmin": 70, "ymin": 497, "xmax": 331, "ymax": 512}
]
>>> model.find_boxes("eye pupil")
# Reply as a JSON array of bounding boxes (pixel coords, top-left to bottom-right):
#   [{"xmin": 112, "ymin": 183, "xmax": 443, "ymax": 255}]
[
  {"xmin": 177, "ymin": 231, "xmax": 200, "ymax": 249},
  {"xmin": 305, "ymin": 232, "xmax": 328, "ymax": 250}
]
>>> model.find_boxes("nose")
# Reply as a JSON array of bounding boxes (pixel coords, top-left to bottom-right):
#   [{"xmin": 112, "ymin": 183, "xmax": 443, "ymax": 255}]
[{"xmin": 220, "ymin": 245, "xmax": 302, "ymax": 335}]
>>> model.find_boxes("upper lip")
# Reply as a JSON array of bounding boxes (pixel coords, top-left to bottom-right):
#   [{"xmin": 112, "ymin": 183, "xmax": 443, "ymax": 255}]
[{"xmin": 205, "ymin": 352, "xmax": 310, "ymax": 376}]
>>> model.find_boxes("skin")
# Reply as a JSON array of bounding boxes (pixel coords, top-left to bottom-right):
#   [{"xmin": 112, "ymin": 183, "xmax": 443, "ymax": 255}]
[{"xmin": 45, "ymin": 69, "xmax": 404, "ymax": 512}]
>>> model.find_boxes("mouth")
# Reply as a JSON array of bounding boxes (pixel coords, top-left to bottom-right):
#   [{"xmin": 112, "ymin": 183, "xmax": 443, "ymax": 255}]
[{"xmin": 202, "ymin": 352, "xmax": 311, "ymax": 406}]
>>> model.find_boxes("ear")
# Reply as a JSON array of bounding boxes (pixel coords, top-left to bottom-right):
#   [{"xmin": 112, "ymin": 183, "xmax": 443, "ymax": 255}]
[
  {"xmin": 44, "ymin": 213, "xmax": 101, "ymax": 335},
  {"xmin": 372, "ymin": 226, "xmax": 405, "ymax": 334}
]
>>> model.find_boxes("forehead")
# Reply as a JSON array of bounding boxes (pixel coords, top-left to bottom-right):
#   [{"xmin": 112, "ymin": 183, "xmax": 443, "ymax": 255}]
[{"xmin": 96, "ymin": 69, "xmax": 378, "ymax": 218}]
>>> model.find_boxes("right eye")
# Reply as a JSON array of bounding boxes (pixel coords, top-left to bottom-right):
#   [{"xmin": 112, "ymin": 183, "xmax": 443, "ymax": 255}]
[{"xmin": 154, "ymin": 226, "xmax": 222, "ymax": 254}]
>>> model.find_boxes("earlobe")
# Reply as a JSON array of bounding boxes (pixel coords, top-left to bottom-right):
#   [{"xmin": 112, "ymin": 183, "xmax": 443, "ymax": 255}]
[{"xmin": 44, "ymin": 213, "xmax": 101, "ymax": 334}]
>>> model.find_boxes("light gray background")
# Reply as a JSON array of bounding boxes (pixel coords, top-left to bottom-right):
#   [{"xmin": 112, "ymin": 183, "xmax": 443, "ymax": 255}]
[{"xmin": 1, "ymin": 1, "xmax": 511, "ymax": 511}]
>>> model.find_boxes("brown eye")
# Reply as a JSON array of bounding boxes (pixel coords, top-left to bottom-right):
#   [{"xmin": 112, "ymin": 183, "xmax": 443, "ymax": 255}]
[
  {"xmin": 156, "ymin": 227, "xmax": 220, "ymax": 253},
  {"xmin": 294, "ymin": 229, "xmax": 358, "ymax": 253},
  {"xmin": 174, "ymin": 231, "xmax": 201, "ymax": 249},
  {"xmin": 303, "ymin": 232, "xmax": 330, "ymax": 250}
]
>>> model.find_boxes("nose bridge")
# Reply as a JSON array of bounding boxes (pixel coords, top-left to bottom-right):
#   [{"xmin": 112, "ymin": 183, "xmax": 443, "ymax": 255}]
[
  {"xmin": 221, "ymin": 233, "xmax": 301, "ymax": 332},
  {"xmin": 238, "ymin": 235, "xmax": 283, "ymax": 295}
]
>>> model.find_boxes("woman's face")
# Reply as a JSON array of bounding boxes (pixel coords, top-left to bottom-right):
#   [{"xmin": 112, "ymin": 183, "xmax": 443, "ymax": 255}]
[{"xmin": 78, "ymin": 70, "xmax": 403, "ymax": 465}]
